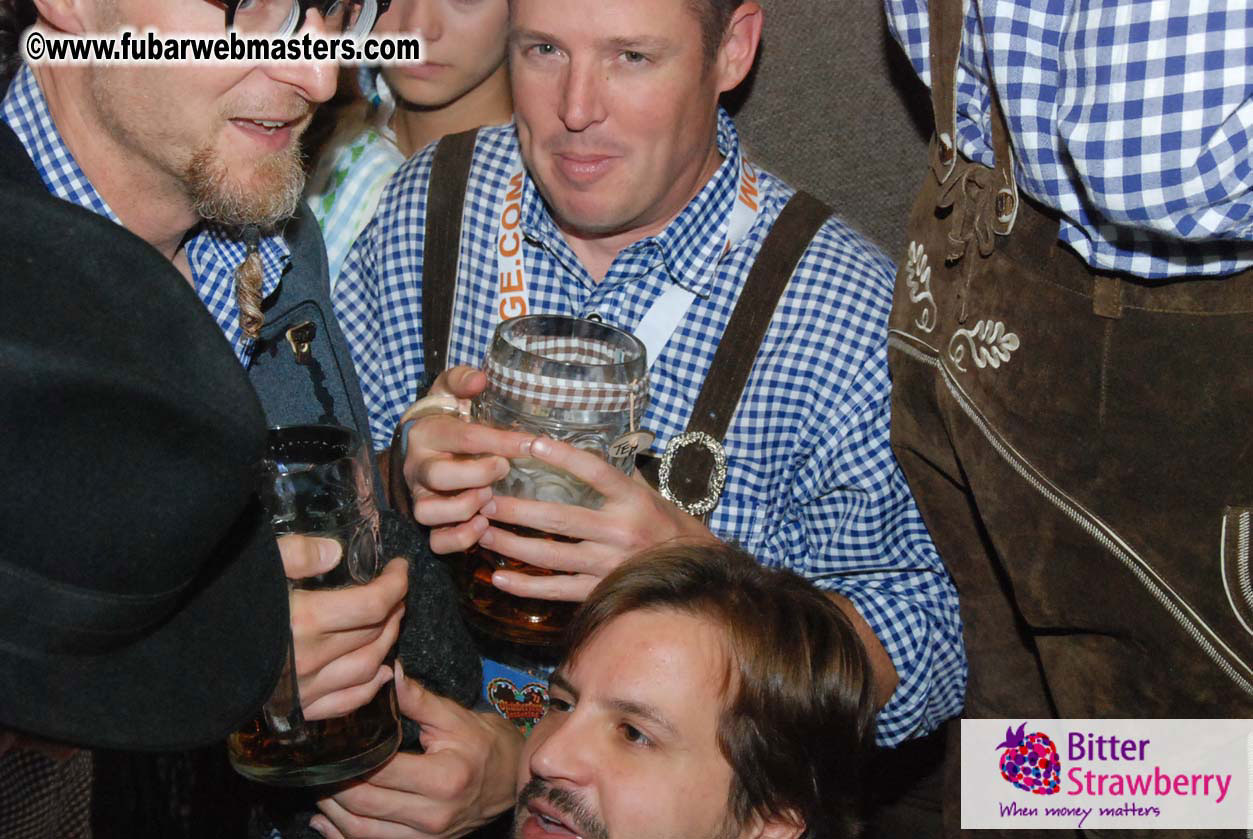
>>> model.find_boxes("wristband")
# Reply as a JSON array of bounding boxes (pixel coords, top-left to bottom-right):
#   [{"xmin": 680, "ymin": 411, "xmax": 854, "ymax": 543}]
[{"xmin": 396, "ymin": 394, "xmax": 472, "ymax": 458}]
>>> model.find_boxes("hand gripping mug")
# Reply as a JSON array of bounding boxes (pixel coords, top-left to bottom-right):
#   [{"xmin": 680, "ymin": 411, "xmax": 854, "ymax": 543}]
[
  {"xmin": 457, "ymin": 315, "xmax": 650, "ymax": 647},
  {"xmin": 227, "ymin": 425, "xmax": 401, "ymax": 787}
]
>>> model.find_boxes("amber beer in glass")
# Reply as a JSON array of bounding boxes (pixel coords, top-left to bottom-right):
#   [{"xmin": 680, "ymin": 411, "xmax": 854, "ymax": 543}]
[
  {"xmin": 459, "ymin": 315, "xmax": 649, "ymax": 646},
  {"xmin": 227, "ymin": 425, "xmax": 401, "ymax": 786},
  {"xmin": 460, "ymin": 528, "xmax": 579, "ymax": 646}
]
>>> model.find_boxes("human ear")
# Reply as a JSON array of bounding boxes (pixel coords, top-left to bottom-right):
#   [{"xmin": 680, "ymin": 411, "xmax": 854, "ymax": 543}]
[
  {"xmin": 713, "ymin": 2, "xmax": 763, "ymax": 94},
  {"xmin": 30, "ymin": 0, "xmax": 100, "ymax": 35},
  {"xmin": 741, "ymin": 808, "xmax": 805, "ymax": 839}
]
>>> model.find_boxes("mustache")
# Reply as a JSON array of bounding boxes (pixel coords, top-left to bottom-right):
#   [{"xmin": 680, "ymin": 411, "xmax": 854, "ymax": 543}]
[
  {"xmin": 223, "ymin": 93, "xmax": 315, "ymax": 124},
  {"xmin": 518, "ymin": 777, "xmax": 610, "ymax": 839}
]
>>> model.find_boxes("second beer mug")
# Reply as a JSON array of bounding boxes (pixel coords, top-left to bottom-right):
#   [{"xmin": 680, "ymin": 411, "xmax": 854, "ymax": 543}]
[
  {"xmin": 459, "ymin": 315, "xmax": 650, "ymax": 646},
  {"xmin": 228, "ymin": 425, "xmax": 402, "ymax": 787}
]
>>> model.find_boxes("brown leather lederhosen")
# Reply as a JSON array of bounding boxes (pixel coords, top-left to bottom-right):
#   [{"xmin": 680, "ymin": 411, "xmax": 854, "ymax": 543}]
[
  {"xmin": 887, "ymin": 2, "xmax": 1253, "ymax": 836},
  {"xmin": 388, "ymin": 128, "xmax": 833, "ymax": 525}
]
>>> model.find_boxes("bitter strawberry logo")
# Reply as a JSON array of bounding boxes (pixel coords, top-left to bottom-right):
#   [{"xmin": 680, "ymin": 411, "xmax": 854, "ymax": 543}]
[{"xmin": 996, "ymin": 722, "xmax": 1061, "ymax": 795}]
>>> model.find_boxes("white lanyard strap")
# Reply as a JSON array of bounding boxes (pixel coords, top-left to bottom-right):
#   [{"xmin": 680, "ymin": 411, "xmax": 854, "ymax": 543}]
[
  {"xmin": 726, "ymin": 155, "xmax": 763, "ymax": 247},
  {"xmin": 493, "ymin": 153, "xmax": 764, "ymax": 370},
  {"xmin": 632, "ymin": 284, "xmax": 697, "ymax": 371},
  {"xmin": 632, "ymin": 156, "xmax": 763, "ymax": 368},
  {"xmin": 495, "ymin": 158, "xmax": 531, "ymax": 322}
]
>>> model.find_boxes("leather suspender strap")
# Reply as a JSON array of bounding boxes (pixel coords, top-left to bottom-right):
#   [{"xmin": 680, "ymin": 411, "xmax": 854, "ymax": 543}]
[
  {"xmin": 646, "ymin": 190, "xmax": 833, "ymax": 515},
  {"xmin": 396, "ymin": 150, "xmax": 831, "ymax": 523},
  {"xmin": 927, "ymin": 0, "xmax": 962, "ymax": 184},
  {"xmin": 927, "ymin": 0, "xmax": 1018, "ymax": 238},
  {"xmin": 384, "ymin": 128, "xmax": 478, "ymax": 515},
  {"xmin": 422, "ymin": 128, "xmax": 479, "ymax": 375}
]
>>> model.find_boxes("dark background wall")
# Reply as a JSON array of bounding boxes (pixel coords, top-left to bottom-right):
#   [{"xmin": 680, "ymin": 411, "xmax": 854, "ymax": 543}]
[
  {"xmin": 729, "ymin": 0, "xmax": 932, "ymax": 263},
  {"xmin": 732, "ymin": 10, "xmax": 950, "ymax": 834}
]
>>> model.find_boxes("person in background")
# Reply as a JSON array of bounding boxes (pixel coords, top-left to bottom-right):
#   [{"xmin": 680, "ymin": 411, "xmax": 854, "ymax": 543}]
[
  {"xmin": 307, "ymin": 0, "xmax": 512, "ymax": 287},
  {"xmin": 885, "ymin": 0, "xmax": 1253, "ymax": 834},
  {"xmin": 315, "ymin": 543, "xmax": 877, "ymax": 839}
]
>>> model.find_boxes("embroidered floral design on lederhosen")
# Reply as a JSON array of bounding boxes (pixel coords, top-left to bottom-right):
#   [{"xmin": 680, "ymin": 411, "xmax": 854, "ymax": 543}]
[
  {"xmin": 904, "ymin": 240, "xmax": 937, "ymax": 334},
  {"xmin": 912, "ymin": 0, "xmax": 1022, "ymax": 367},
  {"xmin": 947, "ymin": 319, "xmax": 1021, "ymax": 373}
]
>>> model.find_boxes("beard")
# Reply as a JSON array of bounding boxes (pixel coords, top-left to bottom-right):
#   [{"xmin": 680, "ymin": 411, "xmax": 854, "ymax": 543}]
[
  {"xmin": 513, "ymin": 778, "xmax": 610, "ymax": 839},
  {"xmin": 86, "ymin": 63, "xmax": 311, "ymax": 232},
  {"xmin": 182, "ymin": 141, "xmax": 306, "ymax": 231},
  {"xmin": 511, "ymin": 777, "xmax": 747, "ymax": 839}
]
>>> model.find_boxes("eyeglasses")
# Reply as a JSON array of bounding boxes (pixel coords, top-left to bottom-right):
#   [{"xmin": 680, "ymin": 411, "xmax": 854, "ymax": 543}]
[{"xmin": 223, "ymin": 0, "xmax": 391, "ymax": 39}]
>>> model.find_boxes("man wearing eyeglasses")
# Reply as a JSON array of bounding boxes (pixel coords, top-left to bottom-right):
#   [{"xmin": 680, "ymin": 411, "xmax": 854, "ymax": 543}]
[{"xmin": 0, "ymin": 1, "xmax": 434, "ymax": 837}]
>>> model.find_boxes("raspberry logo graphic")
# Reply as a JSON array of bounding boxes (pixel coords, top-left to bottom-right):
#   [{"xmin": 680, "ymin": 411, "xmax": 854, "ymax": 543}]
[{"xmin": 996, "ymin": 722, "xmax": 1061, "ymax": 795}]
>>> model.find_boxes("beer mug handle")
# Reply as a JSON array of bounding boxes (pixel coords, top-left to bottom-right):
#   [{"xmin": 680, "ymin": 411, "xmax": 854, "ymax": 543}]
[{"xmin": 261, "ymin": 635, "xmax": 307, "ymax": 742}]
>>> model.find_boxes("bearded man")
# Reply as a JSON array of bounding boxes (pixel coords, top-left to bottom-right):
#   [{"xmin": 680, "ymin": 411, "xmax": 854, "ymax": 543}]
[{"xmin": 0, "ymin": 1, "xmax": 441, "ymax": 835}]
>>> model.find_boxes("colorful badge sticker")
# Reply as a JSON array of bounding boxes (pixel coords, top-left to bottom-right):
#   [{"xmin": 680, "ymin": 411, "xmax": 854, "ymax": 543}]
[
  {"xmin": 486, "ymin": 677, "xmax": 548, "ymax": 734},
  {"xmin": 481, "ymin": 657, "xmax": 550, "ymax": 734}
]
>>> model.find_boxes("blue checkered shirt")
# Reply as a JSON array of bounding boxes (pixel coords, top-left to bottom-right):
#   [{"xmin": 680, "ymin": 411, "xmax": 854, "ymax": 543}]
[
  {"xmin": 334, "ymin": 111, "xmax": 966, "ymax": 745},
  {"xmin": 887, "ymin": 0, "xmax": 1253, "ymax": 279},
  {"xmin": 1, "ymin": 65, "xmax": 290, "ymax": 365},
  {"xmin": 306, "ymin": 68, "xmax": 406, "ymax": 290}
]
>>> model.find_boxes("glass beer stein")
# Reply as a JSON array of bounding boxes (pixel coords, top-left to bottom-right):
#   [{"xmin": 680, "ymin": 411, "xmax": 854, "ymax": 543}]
[
  {"xmin": 457, "ymin": 315, "xmax": 650, "ymax": 647},
  {"xmin": 227, "ymin": 425, "xmax": 402, "ymax": 787}
]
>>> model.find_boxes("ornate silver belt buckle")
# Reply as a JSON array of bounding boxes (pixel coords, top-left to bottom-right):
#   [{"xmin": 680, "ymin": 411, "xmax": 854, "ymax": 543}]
[{"xmin": 657, "ymin": 431, "xmax": 727, "ymax": 518}]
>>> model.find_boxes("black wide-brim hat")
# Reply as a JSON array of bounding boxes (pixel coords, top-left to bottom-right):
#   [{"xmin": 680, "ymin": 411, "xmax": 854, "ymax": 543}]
[{"xmin": 0, "ymin": 178, "xmax": 289, "ymax": 751}]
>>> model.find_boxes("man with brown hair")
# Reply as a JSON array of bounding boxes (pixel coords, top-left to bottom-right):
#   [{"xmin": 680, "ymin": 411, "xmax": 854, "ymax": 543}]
[
  {"xmin": 316, "ymin": 544, "xmax": 877, "ymax": 839},
  {"xmin": 516, "ymin": 543, "xmax": 877, "ymax": 839},
  {"xmin": 328, "ymin": 0, "xmax": 963, "ymax": 832}
]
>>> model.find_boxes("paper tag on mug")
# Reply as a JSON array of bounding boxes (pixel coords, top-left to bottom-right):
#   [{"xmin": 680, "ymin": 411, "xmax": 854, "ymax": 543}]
[{"xmin": 609, "ymin": 430, "xmax": 655, "ymax": 461}]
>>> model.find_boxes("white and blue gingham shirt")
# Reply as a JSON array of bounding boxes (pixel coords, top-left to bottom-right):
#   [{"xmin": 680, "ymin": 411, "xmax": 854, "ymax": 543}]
[
  {"xmin": 307, "ymin": 123, "xmax": 405, "ymax": 290},
  {"xmin": 887, "ymin": 0, "xmax": 1253, "ymax": 279},
  {"xmin": 306, "ymin": 68, "xmax": 406, "ymax": 289},
  {"xmin": 334, "ymin": 111, "xmax": 966, "ymax": 745},
  {"xmin": 1, "ymin": 65, "xmax": 290, "ymax": 365}
]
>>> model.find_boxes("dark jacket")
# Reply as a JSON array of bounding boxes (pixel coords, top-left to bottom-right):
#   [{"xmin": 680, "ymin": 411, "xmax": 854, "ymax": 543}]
[
  {"xmin": 0, "ymin": 119, "xmax": 480, "ymax": 838},
  {"xmin": 243, "ymin": 197, "xmax": 374, "ymax": 441},
  {"xmin": 0, "ymin": 116, "xmax": 369, "ymax": 446}
]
